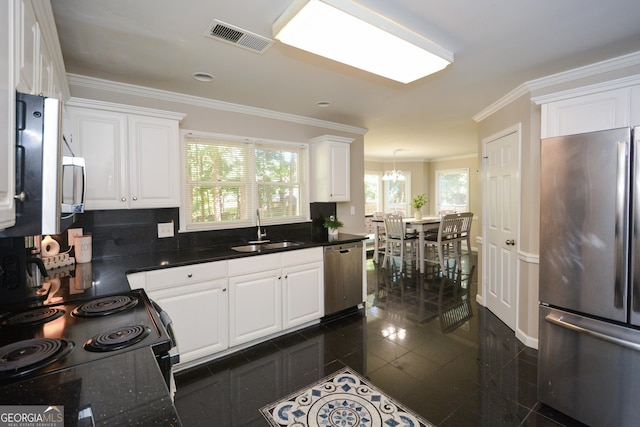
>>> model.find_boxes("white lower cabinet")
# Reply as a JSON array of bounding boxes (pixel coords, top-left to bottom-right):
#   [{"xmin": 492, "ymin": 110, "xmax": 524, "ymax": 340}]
[
  {"xmin": 228, "ymin": 266, "xmax": 282, "ymax": 347},
  {"xmin": 228, "ymin": 248, "xmax": 324, "ymax": 346},
  {"xmin": 149, "ymin": 280, "xmax": 228, "ymax": 366},
  {"xmin": 134, "ymin": 260, "xmax": 229, "ymax": 367},
  {"xmin": 282, "ymin": 250, "xmax": 324, "ymax": 329},
  {"xmin": 132, "ymin": 247, "xmax": 325, "ymax": 368}
]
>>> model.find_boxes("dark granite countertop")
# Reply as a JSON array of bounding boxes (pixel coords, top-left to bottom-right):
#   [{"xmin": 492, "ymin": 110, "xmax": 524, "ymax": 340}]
[{"xmin": 0, "ymin": 347, "xmax": 181, "ymax": 426}]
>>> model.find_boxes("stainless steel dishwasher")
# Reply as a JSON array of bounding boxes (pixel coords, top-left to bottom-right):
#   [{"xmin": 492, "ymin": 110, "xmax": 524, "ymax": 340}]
[{"xmin": 324, "ymin": 241, "xmax": 363, "ymax": 315}]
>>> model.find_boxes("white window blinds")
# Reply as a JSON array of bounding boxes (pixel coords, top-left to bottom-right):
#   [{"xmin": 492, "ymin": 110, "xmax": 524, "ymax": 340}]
[{"xmin": 183, "ymin": 134, "xmax": 308, "ymax": 230}]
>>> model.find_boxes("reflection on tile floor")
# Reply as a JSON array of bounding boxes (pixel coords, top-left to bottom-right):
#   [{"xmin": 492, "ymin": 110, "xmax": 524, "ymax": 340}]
[{"xmin": 174, "ymin": 254, "xmax": 586, "ymax": 427}]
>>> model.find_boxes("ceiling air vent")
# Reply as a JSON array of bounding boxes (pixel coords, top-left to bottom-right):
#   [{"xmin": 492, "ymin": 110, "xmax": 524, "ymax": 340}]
[{"xmin": 204, "ymin": 19, "xmax": 274, "ymax": 54}]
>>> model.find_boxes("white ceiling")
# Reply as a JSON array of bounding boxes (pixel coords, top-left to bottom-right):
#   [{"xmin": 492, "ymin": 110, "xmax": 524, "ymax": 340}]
[{"xmin": 50, "ymin": 0, "xmax": 640, "ymax": 161}]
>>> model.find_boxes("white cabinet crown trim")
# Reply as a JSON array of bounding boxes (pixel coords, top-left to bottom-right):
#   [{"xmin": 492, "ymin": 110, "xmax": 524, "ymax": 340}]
[
  {"xmin": 309, "ymin": 134, "xmax": 354, "ymax": 145},
  {"xmin": 532, "ymin": 74, "xmax": 640, "ymax": 105},
  {"xmin": 474, "ymin": 50, "xmax": 640, "ymax": 122},
  {"xmin": 67, "ymin": 97, "xmax": 186, "ymax": 121}
]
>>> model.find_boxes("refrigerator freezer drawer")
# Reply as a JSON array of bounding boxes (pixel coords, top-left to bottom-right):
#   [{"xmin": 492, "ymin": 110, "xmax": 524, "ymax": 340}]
[{"xmin": 539, "ymin": 306, "xmax": 640, "ymax": 427}]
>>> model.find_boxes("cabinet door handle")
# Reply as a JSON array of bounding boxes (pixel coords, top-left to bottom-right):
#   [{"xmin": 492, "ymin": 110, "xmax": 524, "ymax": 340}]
[
  {"xmin": 121, "ymin": 197, "xmax": 126, "ymax": 202},
  {"xmin": 187, "ymin": 273, "xmax": 193, "ymax": 278},
  {"xmin": 132, "ymin": 196, "xmax": 138, "ymax": 201},
  {"xmin": 222, "ymin": 288, "xmax": 227, "ymax": 292}
]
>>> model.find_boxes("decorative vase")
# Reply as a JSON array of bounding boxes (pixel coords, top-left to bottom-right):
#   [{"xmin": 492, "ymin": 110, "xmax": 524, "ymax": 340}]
[
  {"xmin": 328, "ymin": 227, "xmax": 339, "ymax": 236},
  {"xmin": 414, "ymin": 210, "xmax": 422, "ymax": 220}
]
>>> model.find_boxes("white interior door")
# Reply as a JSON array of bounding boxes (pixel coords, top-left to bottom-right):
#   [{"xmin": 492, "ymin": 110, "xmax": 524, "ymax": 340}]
[{"xmin": 483, "ymin": 127, "xmax": 519, "ymax": 330}]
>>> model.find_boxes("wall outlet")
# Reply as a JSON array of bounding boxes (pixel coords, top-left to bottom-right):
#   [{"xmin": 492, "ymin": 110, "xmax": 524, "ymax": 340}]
[
  {"xmin": 157, "ymin": 222, "xmax": 174, "ymax": 238},
  {"xmin": 350, "ymin": 206, "xmax": 356, "ymax": 215},
  {"xmin": 67, "ymin": 228, "xmax": 83, "ymax": 246}
]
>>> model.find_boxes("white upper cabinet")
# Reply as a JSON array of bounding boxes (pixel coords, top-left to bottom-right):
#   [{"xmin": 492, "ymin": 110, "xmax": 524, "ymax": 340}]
[
  {"xmin": 14, "ymin": 0, "xmax": 67, "ymax": 100},
  {"xmin": 66, "ymin": 101, "xmax": 185, "ymax": 210},
  {"xmin": 310, "ymin": 135, "xmax": 353, "ymax": 202},
  {"xmin": 14, "ymin": 0, "xmax": 38, "ymax": 96},
  {"xmin": 127, "ymin": 115, "xmax": 181, "ymax": 209},
  {"xmin": 0, "ymin": 1, "xmax": 16, "ymax": 231},
  {"xmin": 540, "ymin": 85, "xmax": 640, "ymax": 138},
  {"xmin": 632, "ymin": 86, "xmax": 640, "ymax": 127}
]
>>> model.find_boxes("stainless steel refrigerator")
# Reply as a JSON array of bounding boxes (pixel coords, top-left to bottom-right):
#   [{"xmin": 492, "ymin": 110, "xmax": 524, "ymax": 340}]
[{"xmin": 539, "ymin": 126, "xmax": 640, "ymax": 426}]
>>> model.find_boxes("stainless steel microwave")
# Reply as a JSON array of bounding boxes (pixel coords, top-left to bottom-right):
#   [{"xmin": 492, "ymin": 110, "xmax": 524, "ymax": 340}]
[{"xmin": 0, "ymin": 92, "xmax": 85, "ymax": 237}]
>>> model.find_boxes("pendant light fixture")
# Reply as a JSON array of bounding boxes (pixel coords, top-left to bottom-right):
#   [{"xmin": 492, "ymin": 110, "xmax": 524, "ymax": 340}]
[{"xmin": 382, "ymin": 149, "xmax": 405, "ymax": 181}]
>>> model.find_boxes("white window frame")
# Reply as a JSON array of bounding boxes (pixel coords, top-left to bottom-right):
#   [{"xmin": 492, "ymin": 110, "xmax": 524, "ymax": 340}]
[
  {"xmin": 364, "ymin": 171, "xmax": 383, "ymax": 215},
  {"xmin": 180, "ymin": 130, "xmax": 309, "ymax": 232},
  {"xmin": 383, "ymin": 172, "xmax": 411, "ymax": 215},
  {"xmin": 435, "ymin": 168, "xmax": 469, "ymax": 214}
]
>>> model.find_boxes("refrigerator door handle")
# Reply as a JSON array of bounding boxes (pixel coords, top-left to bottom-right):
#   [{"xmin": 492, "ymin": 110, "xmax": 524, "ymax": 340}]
[
  {"xmin": 615, "ymin": 141, "xmax": 629, "ymax": 309},
  {"xmin": 545, "ymin": 314, "xmax": 640, "ymax": 352}
]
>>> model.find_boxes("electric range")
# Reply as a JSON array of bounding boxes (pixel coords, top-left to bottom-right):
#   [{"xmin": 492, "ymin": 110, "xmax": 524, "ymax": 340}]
[
  {"xmin": 0, "ymin": 288, "xmax": 181, "ymax": 425},
  {"xmin": 0, "ymin": 289, "xmax": 175, "ymax": 385}
]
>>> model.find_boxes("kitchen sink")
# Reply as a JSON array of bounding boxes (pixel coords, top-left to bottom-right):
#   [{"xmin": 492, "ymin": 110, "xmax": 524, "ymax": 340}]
[
  {"xmin": 265, "ymin": 241, "xmax": 301, "ymax": 249},
  {"xmin": 230, "ymin": 241, "xmax": 301, "ymax": 252},
  {"xmin": 231, "ymin": 244, "xmax": 263, "ymax": 252}
]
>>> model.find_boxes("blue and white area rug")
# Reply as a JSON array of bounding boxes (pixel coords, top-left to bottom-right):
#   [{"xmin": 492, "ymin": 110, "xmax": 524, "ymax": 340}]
[{"xmin": 260, "ymin": 367, "xmax": 433, "ymax": 427}]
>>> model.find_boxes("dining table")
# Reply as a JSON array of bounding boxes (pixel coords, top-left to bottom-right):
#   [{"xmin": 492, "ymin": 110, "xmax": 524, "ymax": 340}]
[{"xmin": 372, "ymin": 216, "xmax": 441, "ymax": 273}]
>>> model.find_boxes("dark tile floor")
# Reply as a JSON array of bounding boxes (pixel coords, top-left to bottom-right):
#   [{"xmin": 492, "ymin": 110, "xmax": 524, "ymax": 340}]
[{"xmin": 174, "ymin": 253, "xmax": 586, "ymax": 426}]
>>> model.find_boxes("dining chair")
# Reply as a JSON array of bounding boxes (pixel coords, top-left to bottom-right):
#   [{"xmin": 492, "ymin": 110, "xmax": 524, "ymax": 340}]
[
  {"xmin": 383, "ymin": 214, "xmax": 418, "ymax": 272},
  {"xmin": 424, "ymin": 212, "xmax": 473, "ymax": 272}
]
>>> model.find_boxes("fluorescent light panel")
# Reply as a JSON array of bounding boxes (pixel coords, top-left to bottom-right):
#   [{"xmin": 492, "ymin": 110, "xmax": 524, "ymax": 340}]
[{"xmin": 273, "ymin": 0, "xmax": 453, "ymax": 84}]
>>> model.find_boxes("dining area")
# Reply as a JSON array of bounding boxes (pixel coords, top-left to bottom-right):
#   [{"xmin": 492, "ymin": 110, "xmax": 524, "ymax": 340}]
[{"xmin": 369, "ymin": 212, "xmax": 474, "ymax": 274}]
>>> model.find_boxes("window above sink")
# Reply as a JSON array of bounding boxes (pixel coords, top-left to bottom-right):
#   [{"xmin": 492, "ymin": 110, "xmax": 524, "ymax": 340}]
[{"xmin": 181, "ymin": 132, "xmax": 309, "ymax": 232}]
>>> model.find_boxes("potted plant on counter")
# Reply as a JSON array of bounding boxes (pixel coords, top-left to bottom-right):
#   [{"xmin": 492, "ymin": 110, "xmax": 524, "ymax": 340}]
[
  {"xmin": 323, "ymin": 215, "xmax": 344, "ymax": 237},
  {"xmin": 411, "ymin": 194, "xmax": 428, "ymax": 220}
]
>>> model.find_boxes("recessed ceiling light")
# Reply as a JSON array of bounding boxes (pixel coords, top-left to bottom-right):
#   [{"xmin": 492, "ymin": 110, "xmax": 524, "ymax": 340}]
[
  {"xmin": 316, "ymin": 101, "xmax": 331, "ymax": 108},
  {"xmin": 192, "ymin": 72, "xmax": 215, "ymax": 82}
]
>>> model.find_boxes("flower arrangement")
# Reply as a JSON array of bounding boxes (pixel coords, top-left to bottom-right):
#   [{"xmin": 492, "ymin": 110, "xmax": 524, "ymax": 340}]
[
  {"xmin": 323, "ymin": 215, "xmax": 344, "ymax": 230},
  {"xmin": 411, "ymin": 194, "xmax": 428, "ymax": 210}
]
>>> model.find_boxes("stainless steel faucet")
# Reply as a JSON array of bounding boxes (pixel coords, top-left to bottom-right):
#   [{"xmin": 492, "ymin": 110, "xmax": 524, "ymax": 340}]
[{"xmin": 252, "ymin": 209, "xmax": 269, "ymax": 243}]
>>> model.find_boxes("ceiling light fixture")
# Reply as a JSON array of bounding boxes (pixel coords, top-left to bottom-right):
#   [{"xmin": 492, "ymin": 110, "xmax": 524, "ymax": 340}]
[
  {"xmin": 273, "ymin": 0, "xmax": 453, "ymax": 84},
  {"xmin": 316, "ymin": 101, "xmax": 331, "ymax": 108},
  {"xmin": 382, "ymin": 149, "xmax": 405, "ymax": 181}
]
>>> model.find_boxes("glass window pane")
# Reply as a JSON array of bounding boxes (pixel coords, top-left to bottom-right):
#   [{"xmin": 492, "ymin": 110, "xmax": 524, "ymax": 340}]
[
  {"xmin": 364, "ymin": 172, "xmax": 382, "ymax": 215},
  {"xmin": 436, "ymin": 168, "xmax": 469, "ymax": 213},
  {"xmin": 384, "ymin": 172, "xmax": 411, "ymax": 215},
  {"xmin": 256, "ymin": 143, "xmax": 306, "ymax": 221},
  {"xmin": 184, "ymin": 135, "xmax": 308, "ymax": 230}
]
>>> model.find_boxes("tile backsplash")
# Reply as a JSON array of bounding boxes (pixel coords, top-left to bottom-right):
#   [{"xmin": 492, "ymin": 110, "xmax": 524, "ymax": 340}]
[{"xmin": 70, "ymin": 208, "xmax": 315, "ymax": 260}]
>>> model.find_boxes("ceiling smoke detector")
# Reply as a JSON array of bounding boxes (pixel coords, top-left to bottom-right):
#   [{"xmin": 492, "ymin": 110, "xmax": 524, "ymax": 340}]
[{"xmin": 204, "ymin": 19, "xmax": 274, "ymax": 54}]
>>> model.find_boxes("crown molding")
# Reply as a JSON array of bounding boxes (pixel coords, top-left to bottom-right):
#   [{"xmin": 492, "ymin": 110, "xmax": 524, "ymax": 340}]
[
  {"xmin": 474, "ymin": 50, "xmax": 640, "ymax": 122},
  {"xmin": 66, "ymin": 97, "xmax": 186, "ymax": 121},
  {"xmin": 66, "ymin": 74, "xmax": 368, "ymax": 135},
  {"xmin": 531, "ymin": 73, "xmax": 640, "ymax": 105},
  {"xmin": 427, "ymin": 152, "xmax": 478, "ymax": 162}
]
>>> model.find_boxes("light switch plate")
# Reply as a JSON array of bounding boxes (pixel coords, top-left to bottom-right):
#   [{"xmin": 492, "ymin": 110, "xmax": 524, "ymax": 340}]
[
  {"xmin": 67, "ymin": 228, "xmax": 83, "ymax": 246},
  {"xmin": 157, "ymin": 222, "xmax": 174, "ymax": 238}
]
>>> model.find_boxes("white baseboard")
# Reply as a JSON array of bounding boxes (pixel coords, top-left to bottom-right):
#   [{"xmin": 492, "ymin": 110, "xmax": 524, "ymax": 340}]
[{"xmin": 516, "ymin": 328, "xmax": 538, "ymax": 350}]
